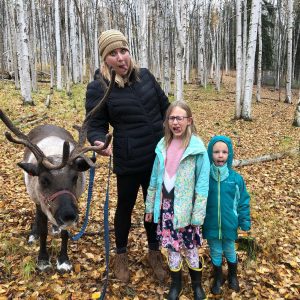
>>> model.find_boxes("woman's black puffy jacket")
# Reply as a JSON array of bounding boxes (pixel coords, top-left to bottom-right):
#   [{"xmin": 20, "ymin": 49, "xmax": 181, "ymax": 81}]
[{"xmin": 85, "ymin": 68, "xmax": 170, "ymax": 175}]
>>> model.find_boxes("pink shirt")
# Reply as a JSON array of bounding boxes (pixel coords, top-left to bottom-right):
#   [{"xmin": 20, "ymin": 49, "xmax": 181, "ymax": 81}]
[{"xmin": 164, "ymin": 138, "xmax": 185, "ymax": 192}]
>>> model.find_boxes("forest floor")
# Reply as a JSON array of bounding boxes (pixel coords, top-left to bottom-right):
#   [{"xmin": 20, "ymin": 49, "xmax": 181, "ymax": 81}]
[{"xmin": 0, "ymin": 74, "xmax": 299, "ymax": 300}]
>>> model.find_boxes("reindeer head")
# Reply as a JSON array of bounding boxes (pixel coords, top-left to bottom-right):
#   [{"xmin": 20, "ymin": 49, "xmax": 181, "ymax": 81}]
[{"xmin": 0, "ymin": 70, "xmax": 116, "ymax": 227}]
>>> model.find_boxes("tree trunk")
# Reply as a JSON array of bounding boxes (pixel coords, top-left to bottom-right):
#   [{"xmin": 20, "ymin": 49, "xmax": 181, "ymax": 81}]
[
  {"xmin": 174, "ymin": 0, "xmax": 187, "ymax": 101},
  {"xmin": 15, "ymin": 0, "xmax": 33, "ymax": 104},
  {"xmin": 242, "ymin": 0, "xmax": 260, "ymax": 120},
  {"xmin": 285, "ymin": 0, "xmax": 293, "ymax": 104},
  {"xmin": 256, "ymin": 3, "xmax": 262, "ymax": 103},
  {"xmin": 235, "ymin": 0, "xmax": 243, "ymax": 119},
  {"xmin": 54, "ymin": 0, "xmax": 62, "ymax": 91}
]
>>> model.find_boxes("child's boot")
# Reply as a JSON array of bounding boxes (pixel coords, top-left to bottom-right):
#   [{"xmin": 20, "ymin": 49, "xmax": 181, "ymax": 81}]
[
  {"xmin": 211, "ymin": 264, "xmax": 223, "ymax": 295},
  {"xmin": 227, "ymin": 260, "xmax": 240, "ymax": 292},
  {"xmin": 188, "ymin": 263, "xmax": 206, "ymax": 300},
  {"xmin": 167, "ymin": 268, "xmax": 182, "ymax": 300}
]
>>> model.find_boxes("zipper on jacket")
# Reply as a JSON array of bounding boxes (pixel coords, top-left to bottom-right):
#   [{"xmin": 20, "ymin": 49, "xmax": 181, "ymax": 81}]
[{"xmin": 218, "ymin": 169, "xmax": 222, "ymax": 239}]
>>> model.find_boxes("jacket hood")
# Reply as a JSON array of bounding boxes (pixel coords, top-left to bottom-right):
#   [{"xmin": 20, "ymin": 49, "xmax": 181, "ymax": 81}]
[{"xmin": 207, "ymin": 135, "xmax": 234, "ymax": 168}]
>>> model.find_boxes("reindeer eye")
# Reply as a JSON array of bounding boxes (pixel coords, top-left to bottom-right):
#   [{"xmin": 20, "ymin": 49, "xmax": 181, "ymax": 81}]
[{"xmin": 40, "ymin": 175, "xmax": 51, "ymax": 188}]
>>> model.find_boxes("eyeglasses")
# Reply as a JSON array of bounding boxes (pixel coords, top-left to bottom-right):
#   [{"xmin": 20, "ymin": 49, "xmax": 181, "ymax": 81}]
[{"xmin": 168, "ymin": 116, "xmax": 189, "ymax": 122}]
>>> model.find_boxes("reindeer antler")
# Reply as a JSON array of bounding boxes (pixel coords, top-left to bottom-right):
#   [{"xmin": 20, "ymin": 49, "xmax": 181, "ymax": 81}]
[
  {"xmin": 0, "ymin": 110, "xmax": 70, "ymax": 170},
  {"xmin": 68, "ymin": 69, "xmax": 116, "ymax": 167}
]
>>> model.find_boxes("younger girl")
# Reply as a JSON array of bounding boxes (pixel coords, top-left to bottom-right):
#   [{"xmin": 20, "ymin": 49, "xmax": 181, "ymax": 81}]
[
  {"xmin": 203, "ymin": 136, "xmax": 251, "ymax": 295},
  {"xmin": 145, "ymin": 101, "xmax": 210, "ymax": 300}
]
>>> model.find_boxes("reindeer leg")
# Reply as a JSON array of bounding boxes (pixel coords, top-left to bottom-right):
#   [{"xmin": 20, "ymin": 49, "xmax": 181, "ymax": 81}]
[
  {"xmin": 28, "ymin": 204, "xmax": 40, "ymax": 244},
  {"xmin": 56, "ymin": 229, "xmax": 72, "ymax": 272},
  {"xmin": 36, "ymin": 205, "xmax": 51, "ymax": 271}
]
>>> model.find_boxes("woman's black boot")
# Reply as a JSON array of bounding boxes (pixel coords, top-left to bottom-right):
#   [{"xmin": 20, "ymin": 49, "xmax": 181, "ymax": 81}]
[
  {"xmin": 211, "ymin": 264, "xmax": 223, "ymax": 295},
  {"xmin": 227, "ymin": 260, "xmax": 240, "ymax": 292},
  {"xmin": 188, "ymin": 266, "xmax": 206, "ymax": 300},
  {"xmin": 167, "ymin": 269, "xmax": 182, "ymax": 300}
]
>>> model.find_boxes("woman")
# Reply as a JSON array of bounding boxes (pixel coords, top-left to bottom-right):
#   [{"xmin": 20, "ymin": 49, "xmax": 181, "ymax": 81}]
[{"xmin": 85, "ymin": 29, "xmax": 170, "ymax": 283}]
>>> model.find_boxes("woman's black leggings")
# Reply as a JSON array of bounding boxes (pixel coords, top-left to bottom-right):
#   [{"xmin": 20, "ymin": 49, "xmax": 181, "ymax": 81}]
[{"xmin": 115, "ymin": 171, "xmax": 159, "ymax": 253}]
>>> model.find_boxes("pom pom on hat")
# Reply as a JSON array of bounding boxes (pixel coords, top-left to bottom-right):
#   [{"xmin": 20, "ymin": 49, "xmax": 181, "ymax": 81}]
[{"xmin": 99, "ymin": 29, "xmax": 129, "ymax": 60}]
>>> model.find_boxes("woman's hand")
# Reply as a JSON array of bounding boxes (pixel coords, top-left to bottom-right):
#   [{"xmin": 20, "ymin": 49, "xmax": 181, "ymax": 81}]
[
  {"xmin": 145, "ymin": 213, "xmax": 153, "ymax": 222},
  {"xmin": 94, "ymin": 140, "xmax": 112, "ymax": 156}
]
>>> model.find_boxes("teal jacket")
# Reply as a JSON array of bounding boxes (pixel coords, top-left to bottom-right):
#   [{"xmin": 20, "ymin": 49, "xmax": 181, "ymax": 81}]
[
  {"xmin": 203, "ymin": 136, "xmax": 251, "ymax": 240},
  {"xmin": 145, "ymin": 135, "xmax": 210, "ymax": 230}
]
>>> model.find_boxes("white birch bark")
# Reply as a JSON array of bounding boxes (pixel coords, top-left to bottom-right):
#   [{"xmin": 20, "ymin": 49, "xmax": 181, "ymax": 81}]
[
  {"xmin": 138, "ymin": 0, "xmax": 148, "ymax": 68},
  {"xmin": 235, "ymin": 0, "xmax": 243, "ymax": 118},
  {"xmin": 15, "ymin": 0, "xmax": 32, "ymax": 104},
  {"xmin": 29, "ymin": 0, "xmax": 37, "ymax": 92},
  {"xmin": 93, "ymin": 9, "xmax": 99, "ymax": 69},
  {"xmin": 162, "ymin": 0, "xmax": 171, "ymax": 96},
  {"xmin": 64, "ymin": 0, "xmax": 71, "ymax": 94},
  {"xmin": 185, "ymin": 34, "xmax": 190, "ymax": 84},
  {"xmin": 242, "ymin": 0, "xmax": 261, "ymax": 120},
  {"xmin": 198, "ymin": 0, "xmax": 206, "ymax": 87},
  {"xmin": 69, "ymin": 0, "xmax": 80, "ymax": 83},
  {"xmin": 256, "ymin": 1, "xmax": 262, "ymax": 102},
  {"xmin": 174, "ymin": 0, "xmax": 188, "ymax": 102},
  {"xmin": 285, "ymin": 0, "xmax": 294, "ymax": 104},
  {"xmin": 54, "ymin": 0, "xmax": 62, "ymax": 90},
  {"xmin": 241, "ymin": 0, "xmax": 248, "ymax": 99},
  {"xmin": 6, "ymin": 0, "xmax": 19, "ymax": 89}
]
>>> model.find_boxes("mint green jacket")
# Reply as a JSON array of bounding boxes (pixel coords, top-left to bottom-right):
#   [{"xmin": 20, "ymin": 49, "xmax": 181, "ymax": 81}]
[{"xmin": 145, "ymin": 135, "xmax": 210, "ymax": 229}]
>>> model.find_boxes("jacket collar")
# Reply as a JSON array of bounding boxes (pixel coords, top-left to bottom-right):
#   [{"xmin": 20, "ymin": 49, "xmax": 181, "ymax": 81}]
[{"xmin": 155, "ymin": 135, "xmax": 207, "ymax": 159}]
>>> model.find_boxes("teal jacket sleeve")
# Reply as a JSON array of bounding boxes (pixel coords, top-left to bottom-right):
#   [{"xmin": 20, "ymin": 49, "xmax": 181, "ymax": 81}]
[
  {"xmin": 237, "ymin": 175, "xmax": 251, "ymax": 231},
  {"xmin": 191, "ymin": 151, "xmax": 210, "ymax": 226}
]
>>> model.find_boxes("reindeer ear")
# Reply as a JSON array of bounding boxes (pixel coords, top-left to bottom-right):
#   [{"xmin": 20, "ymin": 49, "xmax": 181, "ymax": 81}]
[
  {"xmin": 73, "ymin": 156, "xmax": 96, "ymax": 172},
  {"xmin": 17, "ymin": 162, "xmax": 39, "ymax": 176}
]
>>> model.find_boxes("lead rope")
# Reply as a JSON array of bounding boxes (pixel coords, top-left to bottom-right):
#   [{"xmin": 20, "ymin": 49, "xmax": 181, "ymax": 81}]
[
  {"xmin": 70, "ymin": 152, "xmax": 96, "ymax": 241},
  {"xmin": 99, "ymin": 155, "xmax": 112, "ymax": 300}
]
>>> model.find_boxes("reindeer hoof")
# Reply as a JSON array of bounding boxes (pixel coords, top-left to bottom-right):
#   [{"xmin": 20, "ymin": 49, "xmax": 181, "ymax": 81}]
[
  {"xmin": 37, "ymin": 260, "xmax": 52, "ymax": 271},
  {"xmin": 56, "ymin": 260, "xmax": 72, "ymax": 272},
  {"xmin": 28, "ymin": 234, "xmax": 39, "ymax": 244}
]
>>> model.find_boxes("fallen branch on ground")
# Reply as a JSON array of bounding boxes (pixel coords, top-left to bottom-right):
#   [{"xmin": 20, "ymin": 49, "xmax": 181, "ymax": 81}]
[
  {"xmin": 19, "ymin": 114, "xmax": 48, "ymax": 128},
  {"xmin": 232, "ymin": 147, "xmax": 299, "ymax": 167}
]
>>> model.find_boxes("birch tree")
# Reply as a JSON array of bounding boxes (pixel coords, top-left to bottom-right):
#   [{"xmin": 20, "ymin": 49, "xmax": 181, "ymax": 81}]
[
  {"xmin": 256, "ymin": 2, "xmax": 262, "ymax": 102},
  {"xmin": 28, "ymin": 0, "xmax": 37, "ymax": 92},
  {"xmin": 235, "ymin": 0, "xmax": 243, "ymax": 118},
  {"xmin": 242, "ymin": 0, "xmax": 261, "ymax": 120},
  {"xmin": 138, "ymin": 0, "xmax": 148, "ymax": 68},
  {"xmin": 174, "ymin": 0, "xmax": 188, "ymax": 101},
  {"xmin": 69, "ymin": 0, "xmax": 80, "ymax": 83},
  {"xmin": 54, "ymin": 0, "xmax": 62, "ymax": 90},
  {"xmin": 285, "ymin": 0, "xmax": 294, "ymax": 104},
  {"xmin": 161, "ymin": 0, "xmax": 171, "ymax": 96},
  {"xmin": 197, "ymin": 0, "xmax": 207, "ymax": 87},
  {"xmin": 6, "ymin": 0, "xmax": 19, "ymax": 89},
  {"xmin": 15, "ymin": 0, "xmax": 33, "ymax": 104}
]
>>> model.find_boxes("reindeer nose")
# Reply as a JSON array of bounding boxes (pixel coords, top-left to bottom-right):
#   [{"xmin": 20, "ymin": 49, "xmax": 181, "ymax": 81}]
[{"xmin": 60, "ymin": 211, "xmax": 77, "ymax": 224}]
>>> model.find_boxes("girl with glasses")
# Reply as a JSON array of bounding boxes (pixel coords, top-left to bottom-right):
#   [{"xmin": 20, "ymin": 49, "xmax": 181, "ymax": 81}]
[{"xmin": 145, "ymin": 101, "xmax": 210, "ymax": 300}]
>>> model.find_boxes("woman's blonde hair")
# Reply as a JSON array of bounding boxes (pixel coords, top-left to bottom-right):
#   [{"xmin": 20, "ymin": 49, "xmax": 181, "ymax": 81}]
[
  {"xmin": 163, "ymin": 101, "xmax": 197, "ymax": 149},
  {"xmin": 100, "ymin": 56, "xmax": 139, "ymax": 88}
]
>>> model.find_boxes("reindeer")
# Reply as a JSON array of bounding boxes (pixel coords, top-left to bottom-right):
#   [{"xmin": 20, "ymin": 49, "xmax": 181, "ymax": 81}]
[{"xmin": 0, "ymin": 71, "xmax": 115, "ymax": 272}]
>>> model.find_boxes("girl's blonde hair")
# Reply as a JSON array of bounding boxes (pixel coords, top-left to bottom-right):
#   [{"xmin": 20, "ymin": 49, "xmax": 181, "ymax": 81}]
[
  {"xmin": 163, "ymin": 101, "xmax": 197, "ymax": 149},
  {"xmin": 100, "ymin": 56, "xmax": 140, "ymax": 88}
]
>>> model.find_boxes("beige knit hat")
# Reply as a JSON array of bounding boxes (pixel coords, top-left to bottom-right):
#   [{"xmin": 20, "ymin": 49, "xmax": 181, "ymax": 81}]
[{"xmin": 99, "ymin": 29, "xmax": 129, "ymax": 60}]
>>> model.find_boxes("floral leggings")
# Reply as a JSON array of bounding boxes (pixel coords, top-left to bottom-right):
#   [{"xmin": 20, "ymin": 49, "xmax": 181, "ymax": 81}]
[{"xmin": 168, "ymin": 247, "xmax": 199, "ymax": 270}]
